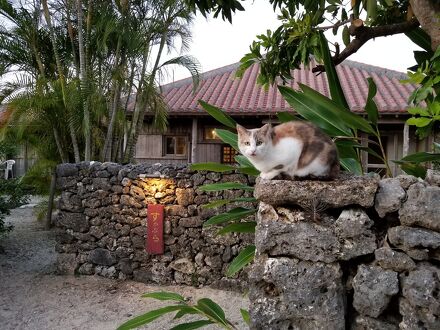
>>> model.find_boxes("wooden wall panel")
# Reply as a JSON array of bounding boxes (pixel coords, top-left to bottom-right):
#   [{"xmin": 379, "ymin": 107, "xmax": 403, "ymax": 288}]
[
  {"xmin": 135, "ymin": 135, "xmax": 162, "ymax": 158},
  {"xmin": 197, "ymin": 144, "xmax": 222, "ymax": 163}
]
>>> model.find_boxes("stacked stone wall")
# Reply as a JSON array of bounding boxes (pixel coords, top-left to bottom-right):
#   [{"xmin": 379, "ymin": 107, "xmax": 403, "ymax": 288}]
[
  {"xmin": 249, "ymin": 172, "xmax": 440, "ymax": 329},
  {"xmin": 55, "ymin": 162, "xmax": 254, "ymax": 289}
]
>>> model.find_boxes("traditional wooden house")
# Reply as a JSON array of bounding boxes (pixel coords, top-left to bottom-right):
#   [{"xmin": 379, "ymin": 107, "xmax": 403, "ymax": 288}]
[{"xmin": 131, "ymin": 59, "xmax": 430, "ymax": 176}]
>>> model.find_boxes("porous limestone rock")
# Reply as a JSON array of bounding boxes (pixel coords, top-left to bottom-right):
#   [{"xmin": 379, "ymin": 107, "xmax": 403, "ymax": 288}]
[
  {"xmin": 374, "ymin": 178, "xmax": 406, "ymax": 217},
  {"xmin": 388, "ymin": 226, "xmax": 440, "ymax": 260},
  {"xmin": 351, "ymin": 315, "xmax": 398, "ymax": 330},
  {"xmin": 254, "ymin": 174, "xmax": 379, "ymax": 208},
  {"xmin": 353, "ymin": 265, "xmax": 399, "ymax": 318},
  {"xmin": 374, "ymin": 247, "xmax": 416, "ymax": 272},
  {"xmin": 255, "ymin": 203, "xmax": 376, "ymax": 263},
  {"xmin": 249, "ymin": 256, "xmax": 345, "ymax": 330},
  {"xmin": 399, "ymin": 183, "xmax": 440, "ymax": 231}
]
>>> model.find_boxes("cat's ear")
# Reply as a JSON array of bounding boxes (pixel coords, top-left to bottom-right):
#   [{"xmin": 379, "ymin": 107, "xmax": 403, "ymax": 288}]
[
  {"xmin": 260, "ymin": 123, "xmax": 273, "ymax": 137},
  {"xmin": 236, "ymin": 124, "xmax": 248, "ymax": 135}
]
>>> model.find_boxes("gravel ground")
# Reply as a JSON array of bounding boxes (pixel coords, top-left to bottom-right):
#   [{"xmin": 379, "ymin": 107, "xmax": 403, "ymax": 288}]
[{"xmin": 0, "ymin": 200, "xmax": 249, "ymax": 330}]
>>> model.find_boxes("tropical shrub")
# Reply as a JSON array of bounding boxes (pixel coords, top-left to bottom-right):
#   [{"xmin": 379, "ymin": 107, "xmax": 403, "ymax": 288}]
[{"xmin": 0, "ymin": 178, "xmax": 30, "ymax": 237}]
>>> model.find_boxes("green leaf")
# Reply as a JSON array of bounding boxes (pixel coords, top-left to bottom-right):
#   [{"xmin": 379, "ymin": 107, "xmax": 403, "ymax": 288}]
[
  {"xmin": 217, "ymin": 222, "xmax": 257, "ymax": 235},
  {"xmin": 204, "ymin": 207, "xmax": 256, "ymax": 227},
  {"xmin": 279, "ymin": 85, "xmax": 351, "ymax": 137},
  {"xmin": 199, "ymin": 182, "xmax": 254, "ymax": 192},
  {"xmin": 226, "ymin": 245, "xmax": 256, "ymax": 277},
  {"xmin": 190, "ymin": 162, "xmax": 236, "ymax": 172},
  {"xmin": 340, "ymin": 157, "xmax": 363, "ymax": 175},
  {"xmin": 141, "ymin": 291, "xmax": 185, "ymax": 302},
  {"xmin": 365, "ymin": 78, "xmax": 379, "ymax": 125},
  {"xmin": 170, "ymin": 320, "xmax": 214, "ymax": 330},
  {"xmin": 196, "ymin": 298, "xmax": 228, "ymax": 326},
  {"xmin": 238, "ymin": 166, "xmax": 260, "ymax": 176},
  {"xmin": 240, "ymin": 309, "xmax": 250, "ymax": 326},
  {"xmin": 398, "ymin": 162, "xmax": 427, "ymax": 178},
  {"xmin": 318, "ymin": 31, "xmax": 349, "ymax": 110},
  {"xmin": 405, "ymin": 28, "xmax": 433, "ymax": 53},
  {"xmin": 408, "ymin": 107, "xmax": 430, "ymax": 116},
  {"xmin": 400, "ymin": 152, "xmax": 440, "ymax": 163},
  {"xmin": 202, "ymin": 197, "xmax": 256, "ymax": 209},
  {"xmin": 367, "ymin": 0, "xmax": 377, "ymax": 21},
  {"xmin": 406, "ymin": 117, "xmax": 432, "ymax": 127},
  {"xmin": 215, "ymin": 129, "xmax": 238, "ymax": 150},
  {"xmin": 173, "ymin": 306, "xmax": 199, "ymax": 319},
  {"xmin": 117, "ymin": 306, "xmax": 183, "ymax": 330},
  {"xmin": 198, "ymin": 100, "xmax": 236, "ymax": 129},
  {"xmin": 202, "ymin": 199, "xmax": 231, "ymax": 209},
  {"xmin": 235, "ymin": 155, "xmax": 255, "ymax": 168},
  {"xmin": 276, "ymin": 111, "xmax": 298, "ymax": 122},
  {"xmin": 342, "ymin": 26, "xmax": 350, "ymax": 46},
  {"xmin": 299, "ymin": 84, "xmax": 376, "ymax": 134}
]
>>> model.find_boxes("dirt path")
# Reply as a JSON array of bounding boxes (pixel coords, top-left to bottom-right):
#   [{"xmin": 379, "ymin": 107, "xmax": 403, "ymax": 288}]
[{"xmin": 0, "ymin": 201, "xmax": 249, "ymax": 330}]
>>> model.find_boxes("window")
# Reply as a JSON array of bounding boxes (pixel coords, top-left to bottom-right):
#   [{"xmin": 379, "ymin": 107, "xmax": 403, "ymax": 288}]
[
  {"xmin": 222, "ymin": 145, "xmax": 238, "ymax": 164},
  {"xmin": 204, "ymin": 127, "xmax": 220, "ymax": 141},
  {"xmin": 164, "ymin": 136, "xmax": 187, "ymax": 156}
]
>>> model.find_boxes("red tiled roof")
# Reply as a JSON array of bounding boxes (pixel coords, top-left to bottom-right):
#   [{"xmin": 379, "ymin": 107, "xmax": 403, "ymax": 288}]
[{"xmin": 156, "ymin": 59, "xmax": 415, "ymax": 116}]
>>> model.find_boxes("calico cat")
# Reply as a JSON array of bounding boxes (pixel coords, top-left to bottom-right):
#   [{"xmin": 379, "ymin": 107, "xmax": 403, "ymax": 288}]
[{"xmin": 236, "ymin": 121, "xmax": 339, "ymax": 180}]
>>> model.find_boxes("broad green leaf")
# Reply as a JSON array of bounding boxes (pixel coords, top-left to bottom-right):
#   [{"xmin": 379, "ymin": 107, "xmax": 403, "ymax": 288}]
[
  {"xmin": 202, "ymin": 197, "xmax": 256, "ymax": 209},
  {"xmin": 173, "ymin": 306, "xmax": 199, "ymax": 319},
  {"xmin": 238, "ymin": 166, "xmax": 260, "ymax": 176},
  {"xmin": 227, "ymin": 245, "xmax": 256, "ymax": 277},
  {"xmin": 277, "ymin": 111, "xmax": 298, "ymax": 122},
  {"xmin": 215, "ymin": 129, "xmax": 238, "ymax": 150},
  {"xmin": 117, "ymin": 306, "xmax": 183, "ymax": 330},
  {"xmin": 198, "ymin": 100, "xmax": 236, "ymax": 129},
  {"xmin": 300, "ymin": 84, "xmax": 376, "ymax": 134},
  {"xmin": 367, "ymin": 0, "xmax": 377, "ymax": 21},
  {"xmin": 204, "ymin": 207, "xmax": 256, "ymax": 227},
  {"xmin": 400, "ymin": 152, "xmax": 440, "ymax": 163},
  {"xmin": 278, "ymin": 85, "xmax": 350, "ymax": 136},
  {"xmin": 217, "ymin": 222, "xmax": 257, "ymax": 235},
  {"xmin": 240, "ymin": 309, "xmax": 250, "ymax": 326},
  {"xmin": 202, "ymin": 199, "xmax": 231, "ymax": 209},
  {"xmin": 235, "ymin": 155, "xmax": 255, "ymax": 168},
  {"xmin": 141, "ymin": 291, "xmax": 185, "ymax": 302},
  {"xmin": 342, "ymin": 26, "xmax": 350, "ymax": 46},
  {"xmin": 190, "ymin": 162, "xmax": 236, "ymax": 172},
  {"xmin": 318, "ymin": 31, "xmax": 349, "ymax": 110},
  {"xmin": 170, "ymin": 320, "xmax": 214, "ymax": 330},
  {"xmin": 365, "ymin": 78, "xmax": 379, "ymax": 125},
  {"xmin": 406, "ymin": 117, "xmax": 432, "ymax": 127},
  {"xmin": 408, "ymin": 107, "xmax": 430, "ymax": 116},
  {"xmin": 398, "ymin": 162, "xmax": 427, "ymax": 178},
  {"xmin": 199, "ymin": 182, "xmax": 254, "ymax": 192},
  {"xmin": 340, "ymin": 157, "xmax": 362, "ymax": 175},
  {"xmin": 405, "ymin": 28, "xmax": 432, "ymax": 54},
  {"xmin": 196, "ymin": 298, "xmax": 228, "ymax": 326}
]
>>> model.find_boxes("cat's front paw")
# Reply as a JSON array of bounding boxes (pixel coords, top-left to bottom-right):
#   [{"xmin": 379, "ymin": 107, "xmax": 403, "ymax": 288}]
[{"xmin": 259, "ymin": 172, "xmax": 276, "ymax": 180}]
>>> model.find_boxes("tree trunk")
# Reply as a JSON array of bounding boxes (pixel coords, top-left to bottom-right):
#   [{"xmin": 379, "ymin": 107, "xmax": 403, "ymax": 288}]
[
  {"xmin": 123, "ymin": 42, "xmax": 151, "ymax": 163},
  {"xmin": 53, "ymin": 127, "xmax": 68, "ymax": 163},
  {"xmin": 124, "ymin": 30, "xmax": 167, "ymax": 162},
  {"xmin": 410, "ymin": 0, "xmax": 440, "ymax": 50},
  {"xmin": 42, "ymin": 0, "xmax": 81, "ymax": 163},
  {"xmin": 77, "ymin": 0, "xmax": 91, "ymax": 161},
  {"xmin": 102, "ymin": 30, "xmax": 124, "ymax": 162}
]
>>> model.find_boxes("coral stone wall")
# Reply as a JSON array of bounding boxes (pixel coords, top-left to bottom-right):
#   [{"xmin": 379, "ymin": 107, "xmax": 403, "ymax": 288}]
[
  {"xmin": 249, "ymin": 172, "xmax": 440, "ymax": 330},
  {"xmin": 55, "ymin": 162, "xmax": 254, "ymax": 289}
]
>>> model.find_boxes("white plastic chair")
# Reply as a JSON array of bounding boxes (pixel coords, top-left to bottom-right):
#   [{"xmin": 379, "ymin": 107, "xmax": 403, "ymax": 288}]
[{"xmin": 4, "ymin": 159, "xmax": 15, "ymax": 179}]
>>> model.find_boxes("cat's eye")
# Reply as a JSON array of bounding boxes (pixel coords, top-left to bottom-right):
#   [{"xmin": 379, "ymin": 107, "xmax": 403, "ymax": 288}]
[
  {"xmin": 256, "ymin": 140, "xmax": 263, "ymax": 146},
  {"xmin": 244, "ymin": 142, "xmax": 250, "ymax": 146}
]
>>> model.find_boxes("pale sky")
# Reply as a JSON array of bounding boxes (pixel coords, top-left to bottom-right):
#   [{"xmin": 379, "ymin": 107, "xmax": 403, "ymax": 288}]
[{"xmin": 162, "ymin": 2, "xmax": 421, "ymax": 84}]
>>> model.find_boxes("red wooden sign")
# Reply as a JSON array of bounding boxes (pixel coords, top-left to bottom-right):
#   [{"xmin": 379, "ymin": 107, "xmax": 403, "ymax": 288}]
[{"xmin": 146, "ymin": 204, "xmax": 164, "ymax": 254}]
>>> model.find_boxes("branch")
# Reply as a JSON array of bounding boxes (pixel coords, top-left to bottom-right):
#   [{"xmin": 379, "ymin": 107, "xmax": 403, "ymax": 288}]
[{"xmin": 312, "ymin": 18, "xmax": 420, "ymax": 74}]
